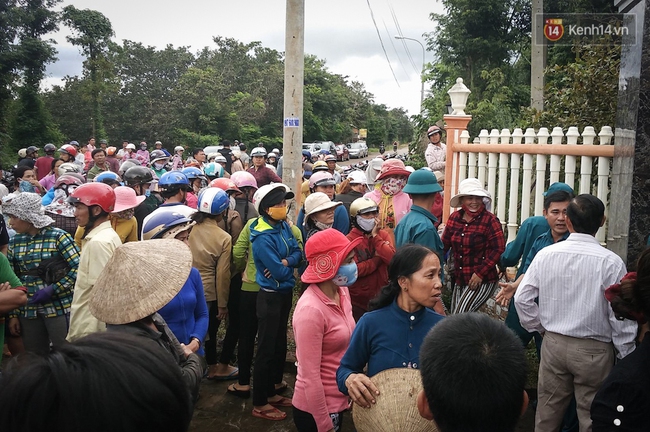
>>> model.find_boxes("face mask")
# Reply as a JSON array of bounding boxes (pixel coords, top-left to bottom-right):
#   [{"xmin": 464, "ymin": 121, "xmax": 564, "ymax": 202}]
[
  {"xmin": 356, "ymin": 216, "xmax": 376, "ymax": 233},
  {"xmin": 314, "ymin": 220, "xmax": 332, "ymax": 231},
  {"xmin": 19, "ymin": 180, "xmax": 35, "ymax": 193},
  {"xmin": 154, "ymin": 162, "xmax": 165, "ymax": 170},
  {"xmin": 115, "ymin": 208, "xmax": 135, "ymax": 220},
  {"xmin": 332, "ymin": 262, "xmax": 358, "ymax": 286},
  {"xmin": 380, "ymin": 177, "xmax": 407, "ymax": 196},
  {"xmin": 144, "ymin": 189, "xmax": 151, "ymax": 198},
  {"xmin": 229, "ymin": 196, "xmax": 236, "ymax": 211},
  {"xmin": 267, "ymin": 206, "xmax": 287, "ymax": 221}
]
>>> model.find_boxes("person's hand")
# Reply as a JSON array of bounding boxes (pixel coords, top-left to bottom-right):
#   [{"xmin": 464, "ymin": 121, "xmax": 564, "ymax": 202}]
[
  {"xmin": 8, "ymin": 317, "xmax": 20, "ymax": 336},
  {"xmin": 179, "ymin": 343, "xmax": 193, "ymax": 357},
  {"xmin": 281, "ymin": 259, "xmax": 289, "ymax": 267},
  {"xmin": 0, "ymin": 282, "xmax": 11, "ymax": 292},
  {"xmin": 217, "ymin": 307, "xmax": 228, "ymax": 320},
  {"xmin": 437, "ymin": 223, "xmax": 445, "ymax": 236},
  {"xmin": 345, "ymin": 373, "xmax": 380, "ymax": 408},
  {"xmin": 496, "ymin": 282, "xmax": 516, "ymax": 307},
  {"xmin": 29, "ymin": 285, "xmax": 55, "ymax": 304},
  {"xmin": 371, "ymin": 217, "xmax": 381, "ymax": 237},
  {"xmin": 468, "ymin": 273, "xmax": 482, "ymax": 290},
  {"xmin": 187, "ymin": 338, "xmax": 200, "ymax": 353}
]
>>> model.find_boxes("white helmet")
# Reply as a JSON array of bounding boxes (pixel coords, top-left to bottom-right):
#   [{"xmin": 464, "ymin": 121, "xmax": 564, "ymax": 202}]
[
  {"xmin": 126, "ymin": 143, "xmax": 136, "ymax": 150},
  {"xmin": 347, "ymin": 170, "xmax": 368, "ymax": 185},
  {"xmin": 214, "ymin": 154, "xmax": 228, "ymax": 163},
  {"xmin": 252, "ymin": 183, "xmax": 294, "ymax": 213},
  {"xmin": 174, "ymin": 146, "xmax": 184, "ymax": 153},
  {"xmin": 250, "ymin": 147, "xmax": 267, "ymax": 157},
  {"xmin": 207, "ymin": 152, "xmax": 219, "ymax": 161},
  {"xmin": 58, "ymin": 162, "xmax": 81, "ymax": 176},
  {"xmin": 272, "ymin": 148, "xmax": 280, "ymax": 154}
]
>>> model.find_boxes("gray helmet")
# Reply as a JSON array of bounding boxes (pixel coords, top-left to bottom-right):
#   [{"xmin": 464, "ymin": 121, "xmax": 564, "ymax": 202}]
[
  {"xmin": 26, "ymin": 145, "xmax": 39, "ymax": 154},
  {"xmin": 123, "ymin": 166, "xmax": 154, "ymax": 186},
  {"xmin": 44, "ymin": 143, "xmax": 56, "ymax": 153},
  {"xmin": 250, "ymin": 147, "xmax": 267, "ymax": 157}
]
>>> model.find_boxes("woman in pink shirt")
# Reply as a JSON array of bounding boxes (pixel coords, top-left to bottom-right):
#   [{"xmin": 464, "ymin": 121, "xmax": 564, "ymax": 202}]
[{"xmin": 291, "ymin": 229, "xmax": 362, "ymax": 431}]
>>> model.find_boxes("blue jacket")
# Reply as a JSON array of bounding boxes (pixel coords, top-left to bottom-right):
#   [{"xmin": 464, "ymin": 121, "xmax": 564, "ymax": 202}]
[
  {"xmin": 157, "ymin": 267, "xmax": 209, "ymax": 356},
  {"xmin": 394, "ymin": 205, "xmax": 443, "ymax": 254},
  {"xmin": 336, "ymin": 299, "xmax": 444, "ymax": 394},
  {"xmin": 296, "ymin": 204, "xmax": 349, "ymax": 241},
  {"xmin": 499, "ymin": 216, "xmax": 549, "ymax": 278},
  {"xmin": 250, "ymin": 216, "xmax": 303, "ymax": 293}
]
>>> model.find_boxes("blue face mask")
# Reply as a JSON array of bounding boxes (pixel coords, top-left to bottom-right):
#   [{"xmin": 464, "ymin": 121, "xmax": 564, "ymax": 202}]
[
  {"xmin": 19, "ymin": 180, "xmax": 35, "ymax": 193},
  {"xmin": 144, "ymin": 189, "xmax": 151, "ymax": 197},
  {"xmin": 332, "ymin": 262, "xmax": 358, "ymax": 286}
]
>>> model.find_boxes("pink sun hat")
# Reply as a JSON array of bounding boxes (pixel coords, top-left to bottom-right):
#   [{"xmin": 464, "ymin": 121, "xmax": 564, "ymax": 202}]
[
  {"xmin": 301, "ymin": 229, "xmax": 363, "ymax": 284},
  {"xmin": 111, "ymin": 186, "xmax": 146, "ymax": 213}
]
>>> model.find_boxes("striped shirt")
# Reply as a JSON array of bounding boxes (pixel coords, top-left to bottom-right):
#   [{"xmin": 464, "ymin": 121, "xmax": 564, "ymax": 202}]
[
  {"xmin": 8, "ymin": 226, "xmax": 80, "ymax": 319},
  {"xmin": 514, "ymin": 233, "xmax": 637, "ymax": 358}
]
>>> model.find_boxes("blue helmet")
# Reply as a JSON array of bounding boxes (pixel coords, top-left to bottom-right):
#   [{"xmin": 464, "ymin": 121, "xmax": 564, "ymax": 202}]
[
  {"xmin": 94, "ymin": 171, "xmax": 121, "ymax": 185},
  {"xmin": 302, "ymin": 150, "xmax": 312, "ymax": 159},
  {"xmin": 198, "ymin": 187, "xmax": 229, "ymax": 215},
  {"xmin": 158, "ymin": 171, "xmax": 190, "ymax": 188},
  {"xmin": 181, "ymin": 167, "xmax": 206, "ymax": 180},
  {"xmin": 203, "ymin": 162, "xmax": 224, "ymax": 179},
  {"xmin": 142, "ymin": 209, "xmax": 193, "ymax": 240}
]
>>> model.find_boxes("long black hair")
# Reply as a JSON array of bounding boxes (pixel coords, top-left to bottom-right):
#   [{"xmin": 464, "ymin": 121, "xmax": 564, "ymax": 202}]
[{"xmin": 368, "ymin": 244, "xmax": 436, "ymax": 311}]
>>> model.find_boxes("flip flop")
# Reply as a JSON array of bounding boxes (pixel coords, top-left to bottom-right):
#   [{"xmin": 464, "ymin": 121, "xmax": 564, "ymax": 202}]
[
  {"xmin": 227, "ymin": 383, "xmax": 250, "ymax": 399},
  {"xmin": 269, "ymin": 396, "xmax": 293, "ymax": 408},
  {"xmin": 251, "ymin": 406, "xmax": 287, "ymax": 421},
  {"xmin": 209, "ymin": 368, "xmax": 239, "ymax": 381}
]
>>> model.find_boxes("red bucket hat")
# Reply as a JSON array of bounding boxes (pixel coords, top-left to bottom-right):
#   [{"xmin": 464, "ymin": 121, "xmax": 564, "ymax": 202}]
[
  {"xmin": 375, "ymin": 159, "xmax": 411, "ymax": 181},
  {"xmin": 301, "ymin": 229, "xmax": 363, "ymax": 284}
]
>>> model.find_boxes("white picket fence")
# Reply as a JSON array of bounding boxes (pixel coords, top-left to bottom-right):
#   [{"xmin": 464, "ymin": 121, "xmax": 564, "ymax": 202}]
[{"xmin": 448, "ymin": 125, "xmax": 614, "ymax": 245}]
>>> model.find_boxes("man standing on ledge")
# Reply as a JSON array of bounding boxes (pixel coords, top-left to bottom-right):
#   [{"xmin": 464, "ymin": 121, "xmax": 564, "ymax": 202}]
[{"xmin": 514, "ymin": 194, "xmax": 637, "ymax": 432}]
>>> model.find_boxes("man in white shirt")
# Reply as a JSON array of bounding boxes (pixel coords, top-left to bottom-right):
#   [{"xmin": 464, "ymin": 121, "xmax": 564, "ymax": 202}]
[{"xmin": 514, "ymin": 194, "xmax": 637, "ymax": 432}]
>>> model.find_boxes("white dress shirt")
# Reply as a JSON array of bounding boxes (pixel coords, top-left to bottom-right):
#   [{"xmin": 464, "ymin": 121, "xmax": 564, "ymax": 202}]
[{"xmin": 514, "ymin": 233, "xmax": 637, "ymax": 358}]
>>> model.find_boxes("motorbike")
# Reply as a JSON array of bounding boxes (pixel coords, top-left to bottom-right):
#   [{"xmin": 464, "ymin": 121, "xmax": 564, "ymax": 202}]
[{"xmin": 379, "ymin": 144, "xmax": 385, "ymax": 155}]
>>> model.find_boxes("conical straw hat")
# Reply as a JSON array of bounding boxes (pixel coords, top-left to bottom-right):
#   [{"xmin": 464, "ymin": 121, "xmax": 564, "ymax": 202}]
[
  {"xmin": 353, "ymin": 368, "xmax": 439, "ymax": 432},
  {"xmin": 89, "ymin": 239, "xmax": 192, "ymax": 325}
]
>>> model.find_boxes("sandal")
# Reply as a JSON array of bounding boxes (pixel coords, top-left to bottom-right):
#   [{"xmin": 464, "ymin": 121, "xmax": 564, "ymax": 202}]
[
  {"xmin": 227, "ymin": 383, "xmax": 250, "ymax": 399},
  {"xmin": 252, "ymin": 406, "xmax": 287, "ymax": 421},
  {"xmin": 269, "ymin": 396, "xmax": 292, "ymax": 408}
]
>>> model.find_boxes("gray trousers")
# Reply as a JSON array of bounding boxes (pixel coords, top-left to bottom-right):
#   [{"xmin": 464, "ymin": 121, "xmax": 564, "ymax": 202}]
[{"xmin": 19, "ymin": 313, "xmax": 69, "ymax": 356}]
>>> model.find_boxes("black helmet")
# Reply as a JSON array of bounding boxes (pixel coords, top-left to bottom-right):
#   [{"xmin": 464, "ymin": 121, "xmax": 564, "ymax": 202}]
[
  {"xmin": 44, "ymin": 143, "xmax": 56, "ymax": 153},
  {"xmin": 26, "ymin": 145, "xmax": 39, "ymax": 154},
  {"xmin": 123, "ymin": 166, "xmax": 154, "ymax": 186}
]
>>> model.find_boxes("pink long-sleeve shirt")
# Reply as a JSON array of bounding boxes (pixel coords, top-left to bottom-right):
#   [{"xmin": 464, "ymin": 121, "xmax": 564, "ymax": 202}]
[{"xmin": 292, "ymin": 285, "xmax": 356, "ymax": 431}]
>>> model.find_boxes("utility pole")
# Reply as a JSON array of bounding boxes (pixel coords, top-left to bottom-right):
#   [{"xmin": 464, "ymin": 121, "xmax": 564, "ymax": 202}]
[
  {"xmin": 283, "ymin": 0, "xmax": 305, "ymax": 217},
  {"xmin": 531, "ymin": 0, "xmax": 545, "ymax": 110},
  {"xmin": 394, "ymin": 35, "xmax": 426, "ymax": 114}
]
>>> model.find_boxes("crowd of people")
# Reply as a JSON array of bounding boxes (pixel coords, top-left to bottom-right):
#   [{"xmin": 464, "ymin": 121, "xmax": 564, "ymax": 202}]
[{"xmin": 0, "ymin": 128, "xmax": 647, "ymax": 432}]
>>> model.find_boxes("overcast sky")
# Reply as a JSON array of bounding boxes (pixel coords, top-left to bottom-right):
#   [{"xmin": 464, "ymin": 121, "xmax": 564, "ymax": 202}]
[{"xmin": 45, "ymin": 0, "xmax": 445, "ymax": 116}]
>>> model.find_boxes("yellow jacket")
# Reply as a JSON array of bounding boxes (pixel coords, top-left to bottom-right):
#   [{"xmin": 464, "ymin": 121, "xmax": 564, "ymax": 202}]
[
  {"xmin": 74, "ymin": 215, "xmax": 138, "ymax": 247},
  {"xmin": 187, "ymin": 218, "xmax": 232, "ymax": 306}
]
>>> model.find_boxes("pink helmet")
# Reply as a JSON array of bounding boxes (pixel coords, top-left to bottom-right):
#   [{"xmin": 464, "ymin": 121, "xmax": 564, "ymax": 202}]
[
  {"xmin": 230, "ymin": 171, "xmax": 258, "ymax": 190},
  {"xmin": 309, "ymin": 171, "xmax": 336, "ymax": 189}
]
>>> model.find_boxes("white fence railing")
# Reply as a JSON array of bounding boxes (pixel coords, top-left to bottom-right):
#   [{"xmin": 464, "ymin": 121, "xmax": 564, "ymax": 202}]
[{"xmin": 445, "ymin": 125, "xmax": 615, "ymax": 245}]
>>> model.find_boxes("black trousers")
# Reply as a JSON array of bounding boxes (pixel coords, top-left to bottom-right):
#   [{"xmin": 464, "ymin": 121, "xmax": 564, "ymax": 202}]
[
  {"xmin": 252, "ymin": 290, "xmax": 292, "ymax": 406},
  {"xmin": 205, "ymin": 274, "xmax": 242, "ymax": 365},
  {"xmin": 292, "ymin": 406, "xmax": 343, "ymax": 432},
  {"xmin": 237, "ymin": 289, "xmax": 258, "ymax": 385}
]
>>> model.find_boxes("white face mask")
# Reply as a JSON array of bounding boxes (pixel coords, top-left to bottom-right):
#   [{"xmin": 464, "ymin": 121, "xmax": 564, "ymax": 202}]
[
  {"xmin": 356, "ymin": 216, "xmax": 376, "ymax": 233},
  {"xmin": 154, "ymin": 162, "xmax": 165, "ymax": 170}
]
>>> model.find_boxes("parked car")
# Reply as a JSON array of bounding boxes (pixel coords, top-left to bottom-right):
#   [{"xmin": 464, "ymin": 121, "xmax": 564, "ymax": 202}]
[
  {"xmin": 335, "ymin": 144, "xmax": 350, "ymax": 161},
  {"xmin": 347, "ymin": 141, "xmax": 368, "ymax": 158},
  {"xmin": 302, "ymin": 143, "xmax": 322, "ymax": 159}
]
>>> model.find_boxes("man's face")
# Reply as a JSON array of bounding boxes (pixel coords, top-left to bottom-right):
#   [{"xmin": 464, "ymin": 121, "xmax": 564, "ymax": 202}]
[
  {"xmin": 327, "ymin": 161, "xmax": 336, "ymax": 171},
  {"xmin": 100, "ymin": 143, "xmax": 107, "ymax": 149},
  {"xmin": 122, "ymin": 141, "xmax": 128, "ymax": 149},
  {"xmin": 89, "ymin": 138, "xmax": 95, "ymax": 146},
  {"xmin": 195, "ymin": 151, "xmax": 206, "ymax": 163},
  {"xmin": 252, "ymin": 156, "xmax": 265, "ymax": 167},
  {"xmin": 73, "ymin": 203, "xmax": 92, "ymax": 227},
  {"xmin": 543, "ymin": 201, "xmax": 569, "ymax": 238},
  {"xmin": 94, "ymin": 151, "xmax": 106, "ymax": 165},
  {"xmin": 429, "ymin": 132, "xmax": 441, "ymax": 144}
]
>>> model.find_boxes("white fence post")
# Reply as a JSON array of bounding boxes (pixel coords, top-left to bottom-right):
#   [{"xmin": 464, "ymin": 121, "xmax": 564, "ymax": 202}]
[
  {"xmin": 488, "ymin": 129, "xmax": 499, "ymax": 201},
  {"xmin": 580, "ymin": 127, "xmax": 596, "ymax": 194},
  {"xmin": 477, "ymin": 130, "xmax": 489, "ymax": 186},
  {"xmin": 468, "ymin": 137, "xmax": 479, "ymax": 178},
  {"xmin": 459, "ymin": 130, "xmax": 470, "ymax": 182},
  {"xmin": 497, "ymin": 128, "xmax": 510, "ymax": 230},
  {"xmin": 550, "ymin": 127, "xmax": 564, "ymax": 185},
  {"xmin": 535, "ymin": 127, "xmax": 550, "ymax": 215},
  {"xmin": 507, "ymin": 128, "xmax": 523, "ymax": 243},
  {"xmin": 565, "ymin": 126, "xmax": 580, "ymax": 189},
  {"xmin": 597, "ymin": 126, "xmax": 613, "ymax": 244},
  {"xmin": 521, "ymin": 128, "xmax": 536, "ymax": 221}
]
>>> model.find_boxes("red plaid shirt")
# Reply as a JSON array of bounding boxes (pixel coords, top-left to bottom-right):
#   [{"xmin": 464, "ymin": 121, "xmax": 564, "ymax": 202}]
[
  {"xmin": 247, "ymin": 166, "xmax": 282, "ymax": 188},
  {"xmin": 442, "ymin": 207, "xmax": 505, "ymax": 286}
]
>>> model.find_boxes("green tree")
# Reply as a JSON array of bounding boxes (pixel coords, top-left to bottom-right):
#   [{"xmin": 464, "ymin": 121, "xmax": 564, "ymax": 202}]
[
  {"xmin": 0, "ymin": 0, "xmax": 19, "ymax": 138},
  {"xmin": 62, "ymin": 5, "xmax": 114, "ymax": 139}
]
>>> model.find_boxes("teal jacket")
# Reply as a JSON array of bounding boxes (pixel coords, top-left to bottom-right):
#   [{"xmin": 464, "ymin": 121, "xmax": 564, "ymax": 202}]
[
  {"xmin": 499, "ymin": 216, "xmax": 549, "ymax": 278},
  {"xmin": 250, "ymin": 216, "xmax": 303, "ymax": 293},
  {"xmin": 394, "ymin": 205, "xmax": 444, "ymax": 280}
]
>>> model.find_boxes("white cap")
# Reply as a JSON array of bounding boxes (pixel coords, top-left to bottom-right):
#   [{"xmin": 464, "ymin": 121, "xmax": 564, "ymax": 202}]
[{"xmin": 347, "ymin": 171, "xmax": 368, "ymax": 185}]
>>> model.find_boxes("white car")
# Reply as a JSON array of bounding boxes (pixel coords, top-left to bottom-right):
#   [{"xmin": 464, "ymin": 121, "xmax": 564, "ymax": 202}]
[{"xmin": 347, "ymin": 142, "xmax": 368, "ymax": 158}]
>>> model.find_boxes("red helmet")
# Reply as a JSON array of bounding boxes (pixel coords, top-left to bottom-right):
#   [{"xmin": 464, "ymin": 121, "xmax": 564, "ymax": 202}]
[
  {"xmin": 67, "ymin": 182, "xmax": 116, "ymax": 212},
  {"xmin": 58, "ymin": 144, "xmax": 78, "ymax": 157},
  {"xmin": 209, "ymin": 178, "xmax": 240, "ymax": 194}
]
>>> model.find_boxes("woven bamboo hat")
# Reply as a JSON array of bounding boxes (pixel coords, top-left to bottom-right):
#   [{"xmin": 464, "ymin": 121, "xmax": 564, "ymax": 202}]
[
  {"xmin": 353, "ymin": 368, "xmax": 439, "ymax": 432},
  {"xmin": 89, "ymin": 239, "xmax": 192, "ymax": 325}
]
